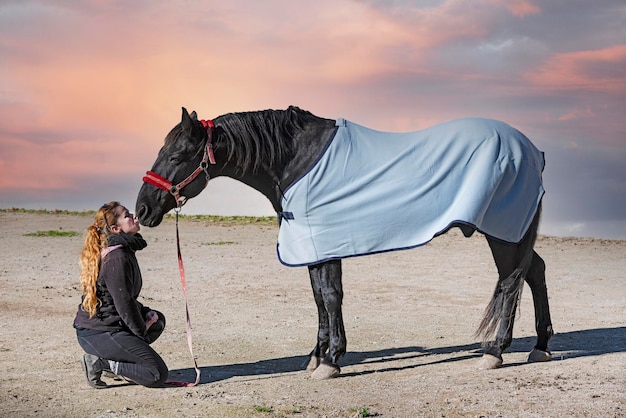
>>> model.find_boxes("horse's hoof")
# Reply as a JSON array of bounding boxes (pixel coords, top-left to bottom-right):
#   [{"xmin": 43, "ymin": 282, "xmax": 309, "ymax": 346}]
[
  {"xmin": 304, "ymin": 354, "xmax": 322, "ymax": 371},
  {"xmin": 310, "ymin": 363, "xmax": 340, "ymax": 379},
  {"xmin": 528, "ymin": 348, "xmax": 552, "ymax": 363},
  {"xmin": 478, "ymin": 353, "xmax": 503, "ymax": 370}
]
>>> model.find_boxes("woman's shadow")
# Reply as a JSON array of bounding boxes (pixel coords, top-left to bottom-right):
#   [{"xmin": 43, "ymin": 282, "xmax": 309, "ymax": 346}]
[{"xmin": 165, "ymin": 326, "xmax": 626, "ymax": 385}]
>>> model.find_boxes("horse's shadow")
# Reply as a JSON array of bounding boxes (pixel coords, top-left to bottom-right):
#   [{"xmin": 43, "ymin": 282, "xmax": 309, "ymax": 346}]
[{"xmin": 166, "ymin": 327, "xmax": 626, "ymax": 385}]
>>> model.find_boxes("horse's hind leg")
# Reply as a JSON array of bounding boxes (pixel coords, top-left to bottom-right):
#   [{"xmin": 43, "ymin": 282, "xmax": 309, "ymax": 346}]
[
  {"xmin": 526, "ymin": 251, "xmax": 554, "ymax": 362},
  {"xmin": 478, "ymin": 236, "xmax": 524, "ymax": 369},
  {"xmin": 306, "ymin": 260, "xmax": 346, "ymax": 379},
  {"xmin": 478, "ymin": 208, "xmax": 541, "ymax": 369}
]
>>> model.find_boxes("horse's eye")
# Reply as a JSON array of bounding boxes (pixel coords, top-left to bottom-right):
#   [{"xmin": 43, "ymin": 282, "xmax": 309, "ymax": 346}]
[{"xmin": 169, "ymin": 155, "xmax": 181, "ymax": 164}]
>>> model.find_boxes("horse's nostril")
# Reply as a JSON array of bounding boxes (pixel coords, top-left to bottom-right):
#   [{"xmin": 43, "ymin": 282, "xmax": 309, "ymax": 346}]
[{"xmin": 137, "ymin": 204, "xmax": 149, "ymax": 221}]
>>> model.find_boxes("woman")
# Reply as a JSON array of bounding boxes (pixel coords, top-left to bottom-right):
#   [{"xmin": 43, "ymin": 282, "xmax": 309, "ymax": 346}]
[{"xmin": 73, "ymin": 201, "xmax": 168, "ymax": 388}]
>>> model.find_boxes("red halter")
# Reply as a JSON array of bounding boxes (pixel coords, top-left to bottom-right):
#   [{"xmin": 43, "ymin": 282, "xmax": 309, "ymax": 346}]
[{"xmin": 142, "ymin": 119, "xmax": 216, "ymax": 208}]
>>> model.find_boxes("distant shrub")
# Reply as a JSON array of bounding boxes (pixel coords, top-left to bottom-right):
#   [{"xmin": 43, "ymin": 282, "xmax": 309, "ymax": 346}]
[{"xmin": 24, "ymin": 230, "xmax": 79, "ymax": 237}]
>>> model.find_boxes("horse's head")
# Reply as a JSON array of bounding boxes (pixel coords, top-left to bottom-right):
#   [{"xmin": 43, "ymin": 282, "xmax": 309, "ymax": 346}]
[{"xmin": 136, "ymin": 107, "xmax": 215, "ymax": 227}]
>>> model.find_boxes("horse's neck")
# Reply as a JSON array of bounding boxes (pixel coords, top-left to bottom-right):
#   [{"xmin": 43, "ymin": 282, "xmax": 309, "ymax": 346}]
[{"xmin": 214, "ymin": 110, "xmax": 337, "ymax": 213}]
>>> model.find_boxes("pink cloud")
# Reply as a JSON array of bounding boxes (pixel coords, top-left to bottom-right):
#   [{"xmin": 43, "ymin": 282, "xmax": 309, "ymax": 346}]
[
  {"xmin": 504, "ymin": 0, "xmax": 541, "ymax": 17},
  {"xmin": 483, "ymin": 0, "xmax": 540, "ymax": 17},
  {"xmin": 558, "ymin": 106, "xmax": 596, "ymax": 121},
  {"xmin": 527, "ymin": 44, "xmax": 626, "ymax": 92}
]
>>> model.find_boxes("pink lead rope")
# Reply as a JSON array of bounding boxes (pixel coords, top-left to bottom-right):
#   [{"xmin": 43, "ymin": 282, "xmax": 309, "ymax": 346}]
[{"xmin": 166, "ymin": 209, "xmax": 202, "ymax": 387}]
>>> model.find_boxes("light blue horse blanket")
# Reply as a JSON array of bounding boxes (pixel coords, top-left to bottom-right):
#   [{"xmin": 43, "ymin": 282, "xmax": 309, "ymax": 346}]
[{"xmin": 277, "ymin": 117, "xmax": 544, "ymax": 267}]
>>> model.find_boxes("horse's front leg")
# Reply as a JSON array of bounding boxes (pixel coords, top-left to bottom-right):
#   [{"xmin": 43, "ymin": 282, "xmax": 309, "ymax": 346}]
[
  {"xmin": 306, "ymin": 260, "xmax": 346, "ymax": 379},
  {"xmin": 305, "ymin": 264, "xmax": 330, "ymax": 372}
]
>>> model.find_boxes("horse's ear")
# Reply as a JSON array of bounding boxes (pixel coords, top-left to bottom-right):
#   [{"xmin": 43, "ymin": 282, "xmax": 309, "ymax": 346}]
[{"xmin": 181, "ymin": 107, "xmax": 195, "ymax": 132}]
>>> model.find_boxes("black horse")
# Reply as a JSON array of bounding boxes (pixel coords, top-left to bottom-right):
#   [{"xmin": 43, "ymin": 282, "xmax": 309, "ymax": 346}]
[{"xmin": 136, "ymin": 106, "xmax": 553, "ymax": 379}]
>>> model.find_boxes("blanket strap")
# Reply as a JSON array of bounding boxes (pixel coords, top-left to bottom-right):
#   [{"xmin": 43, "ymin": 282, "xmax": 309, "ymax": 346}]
[{"xmin": 278, "ymin": 211, "xmax": 295, "ymax": 222}]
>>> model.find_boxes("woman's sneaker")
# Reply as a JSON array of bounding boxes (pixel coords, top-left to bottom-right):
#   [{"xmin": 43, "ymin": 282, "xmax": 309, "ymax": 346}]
[{"xmin": 81, "ymin": 353, "xmax": 108, "ymax": 389}]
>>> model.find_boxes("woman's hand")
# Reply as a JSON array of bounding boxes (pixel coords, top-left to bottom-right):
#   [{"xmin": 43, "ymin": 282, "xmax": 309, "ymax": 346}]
[{"xmin": 145, "ymin": 310, "xmax": 158, "ymax": 330}]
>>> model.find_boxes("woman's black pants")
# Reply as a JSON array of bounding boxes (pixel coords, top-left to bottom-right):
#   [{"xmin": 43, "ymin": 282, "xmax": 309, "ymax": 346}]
[{"xmin": 76, "ymin": 311, "xmax": 168, "ymax": 387}]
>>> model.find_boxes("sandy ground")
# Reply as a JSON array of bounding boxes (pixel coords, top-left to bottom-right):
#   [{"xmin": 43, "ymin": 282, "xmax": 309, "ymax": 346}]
[{"xmin": 0, "ymin": 211, "xmax": 624, "ymax": 418}]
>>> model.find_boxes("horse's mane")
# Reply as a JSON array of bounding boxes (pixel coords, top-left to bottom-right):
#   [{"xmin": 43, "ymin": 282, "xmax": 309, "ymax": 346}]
[{"xmin": 215, "ymin": 106, "xmax": 316, "ymax": 174}]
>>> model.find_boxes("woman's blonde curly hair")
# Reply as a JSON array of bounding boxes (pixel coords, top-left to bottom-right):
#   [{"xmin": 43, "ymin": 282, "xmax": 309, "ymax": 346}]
[{"xmin": 79, "ymin": 201, "xmax": 122, "ymax": 317}]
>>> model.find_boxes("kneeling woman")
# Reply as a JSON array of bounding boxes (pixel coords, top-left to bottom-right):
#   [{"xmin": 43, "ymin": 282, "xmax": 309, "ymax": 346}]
[{"xmin": 73, "ymin": 201, "xmax": 168, "ymax": 388}]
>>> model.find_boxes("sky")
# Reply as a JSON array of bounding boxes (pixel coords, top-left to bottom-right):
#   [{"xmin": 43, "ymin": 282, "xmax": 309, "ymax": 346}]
[{"xmin": 1, "ymin": 0, "xmax": 625, "ymax": 239}]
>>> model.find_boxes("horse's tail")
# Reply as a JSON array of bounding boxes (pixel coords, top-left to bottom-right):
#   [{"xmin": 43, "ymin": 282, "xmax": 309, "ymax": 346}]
[{"xmin": 475, "ymin": 207, "xmax": 541, "ymax": 342}]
